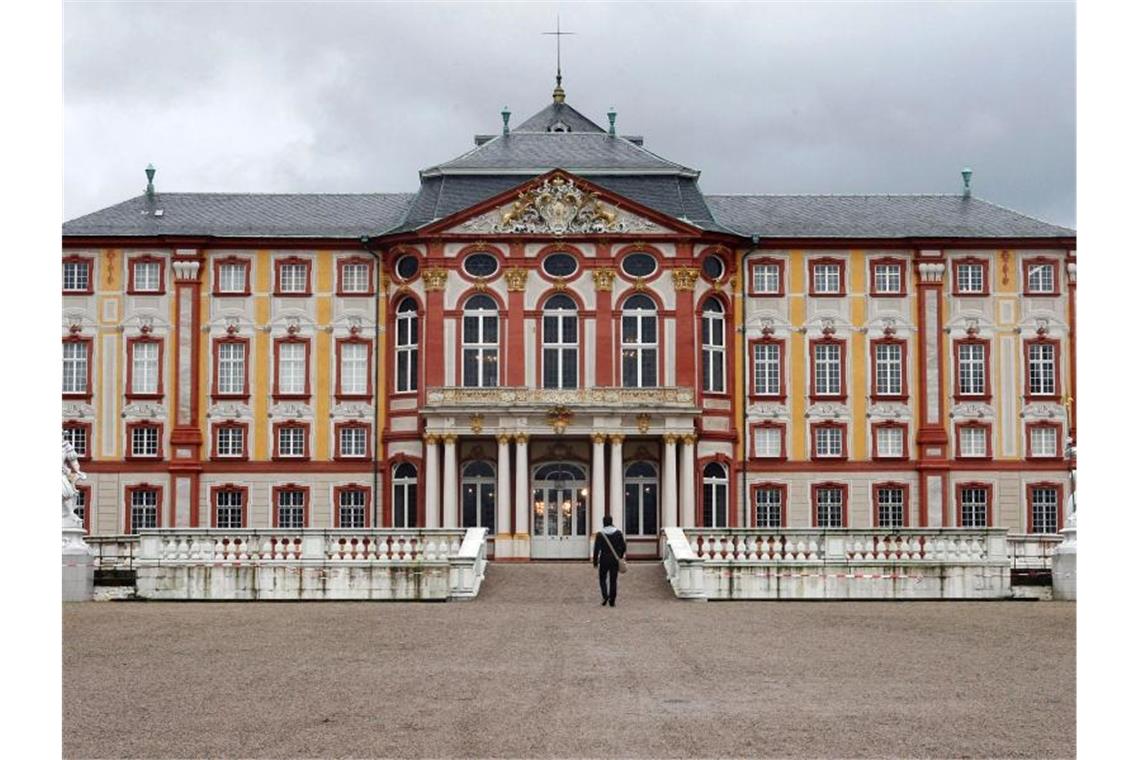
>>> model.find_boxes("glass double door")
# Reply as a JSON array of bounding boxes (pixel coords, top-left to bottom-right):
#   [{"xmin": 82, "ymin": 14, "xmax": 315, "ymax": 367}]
[{"xmin": 531, "ymin": 462, "xmax": 589, "ymax": 559}]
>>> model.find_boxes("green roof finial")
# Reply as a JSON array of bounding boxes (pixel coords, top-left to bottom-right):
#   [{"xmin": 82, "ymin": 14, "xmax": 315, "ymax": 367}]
[
  {"xmin": 145, "ymin": 163, "xmax": 156, "ymax": 199},
  {"xmin": 961, "ymin": 167, "xmax": 973, "ymax": 198},
  {"xmin": 502, "ymin": 106, "xmax": 511, "ymax": 136},
  {"xmin": 607, "ymin": 107, "xmax": 617, "ymax": 137}
]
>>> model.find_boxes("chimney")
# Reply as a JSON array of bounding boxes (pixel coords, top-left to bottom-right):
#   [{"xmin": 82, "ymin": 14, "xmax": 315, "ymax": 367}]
[
  {"xmin": 501, "ymin": 106, "xmax": 511, "ymax": 137},
  {"xmin": 961, "ymin": 167, "xmax": 973, "ymax": 199},
  {"xmin": 145, "ymin": 163, "xmax": 156, "ymax": 199},
  {"xmin": 607, "ymin": 107, "xmax": 617, "ymax": 137}
]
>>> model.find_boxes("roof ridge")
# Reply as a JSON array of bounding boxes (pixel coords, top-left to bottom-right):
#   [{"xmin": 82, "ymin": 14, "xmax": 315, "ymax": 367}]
[{"xmin": 965, "ymin": 195, "xmax": 1075, "ymax": 233}]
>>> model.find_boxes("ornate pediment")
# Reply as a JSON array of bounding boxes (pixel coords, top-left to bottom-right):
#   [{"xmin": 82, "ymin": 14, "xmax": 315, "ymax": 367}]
[{"xmin": 451, "ymin": 177, "xmax": 669, "ymax": 236}]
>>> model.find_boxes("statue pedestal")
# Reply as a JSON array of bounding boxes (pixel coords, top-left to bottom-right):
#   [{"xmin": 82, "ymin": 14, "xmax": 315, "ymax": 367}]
[
  {"xmin": 1052, "ymin": 524, "xmax": 1076, "ymax": 601},
  {"xmin": 62, "ymin": 523, "xmax": 94, "ymax": 602}
]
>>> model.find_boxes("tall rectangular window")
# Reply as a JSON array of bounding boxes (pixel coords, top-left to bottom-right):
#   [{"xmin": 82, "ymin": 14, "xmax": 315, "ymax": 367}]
[
  {"xmin": 63, "ymin": 425, "xmax": 89, "ymax": 458},
  {"xmin": 63, "ymin": 341, "xmax": 89, "ymax": 395},
  {"xmin": 74, "ymin": 488, "xmax": 87, "ymax": 529},
  {"xmin": 395, "ymin": 298, "xmax": 419, "ymax": 393},
  {"xmin": 814, "ymin": 487, "xmax": 844, "ymax": 528},
  {"xmin": 340, "ymin": 262, "xmax": 370, "ymax": 294},
  {"xmin": 130, "ymin": 425, "xmax": 160, "ymax": 458},
  {"xmin": 958, "ymin": 426, "xmax": 989, "ymax": 458},
  {"xmin": 277, "ymin": 426, "xmax": 306, "ymax": 458},
  {"xmin": 132, "ymin": 261, "xmax": 161, "ymax": 292},
  {"xmin": 279, "ymin": 263, "xmax": 308, "ymax": 293},
  {"xmin": 214, "ymin": 489, "xmax": 245, "ymax": 529},
  {"xmin": 754, "ymin": 426, "xmax": 783, "ymax": 458},
  {"xmin": 752, "ymin": 263, "xmax": 781, "ymax": 294},
  {"xmin": 1026, "ymin": 263, "xmax": 1056, "ymax": 294},
  {"xmin": 956, "ymin": 263, "xmax": 985, "ymax": 293},
  {"xmin": 876, "ymin": 486, "xmax": 906, "ymax": 529},
  {"xmin": 130, "ymin": 341, "xmax": 160, "ymax": 396},
  {"xmin": 276, "ymin": 341, "xmax": 307, "ymax": 397},
  {"xmin": 875, "ymin": 425, "xmax": 905, "ymax": 459},
  {"xmin": 873, "ymin": 263, "xmax": 902, "ymax": 294},
  {"xmin": 339, "ymin": 342, "xmax": 368, "ymax": 396},
  {"xmin": 960, "ymin": 486, "xmax": 989, "ymax": 528},
  {"xmin": 812, "ymin": 263, "xmax": 842, "ymax": 294},
  {"xmin": 129, "ymin": 489, "xmax": 158, "ymax": 533},
  {"xmin": 217, "ymin": 341, "xmax": 246, "ymax": 396},
  {"xmin": 957, "ymin": 342, "xmax": 987, "ymax": 396},
  {"xmin": 874, "ymin": 342, "xmax": 903, "ymax": 396},
  {"xmin": 813, "ymin": 425, "xmax": 845, "ymax": 458},
  {"xmin": 215, "ymin": 425, "xmax": 245, "ymax": 459},
  {"xmin": 217, "ymin": 262, "xmax": 247, "ymax": 294},
  {"xmin": 63, "ymin": 260, "xmax": 91, "ymax": 292},
  {"xmin": 1027, "ymin": 343, "xmax": 1057, "ymax": 396},
  {"xmin": 1029, "ymin": 426, "xmax": 1058, "ymax": 458},
  {"xmin": 276, "ymin": 489, "xmax": 306, "ymax": 529},
  {"xmin": 752, "ymin": 343, "xmax": 781, "ymax": 396},
  {"xmin": 755, "ymin": 488, "xmax": 783, "ymax": 529},
  {"xmin": 1030, "ymin": 486, "xmax": 1059, "ymax": 534},
  {"xmin": 338, "ymin": 489, "xmax": 367, "ymax": 529},
  {"xmin": 813, "ymin": 342, "xmax": 842, "ymax": 397},
  {"xmin": 338, "ymin": 426, "xmax": 367, "ymax": 458}
]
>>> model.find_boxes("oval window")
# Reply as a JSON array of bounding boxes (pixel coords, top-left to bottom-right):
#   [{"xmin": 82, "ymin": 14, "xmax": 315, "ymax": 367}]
[
  {"xmin": 463, "ymin": 253, "xmax": 498, "ymax": 279},
  {"xmin": 621, "ymin": 252, "xmax": 657, "ymax": 279},
  {"xmin": 395, "ymin": 255, "xmax": 419, "ymax": 280},
  {"xmin": 542, "ymin": 253, "xmax": 578, "ymax": 278},
  {"xmin": 702, "ymin": 255, "xmax": 724, "ymax": 280}
]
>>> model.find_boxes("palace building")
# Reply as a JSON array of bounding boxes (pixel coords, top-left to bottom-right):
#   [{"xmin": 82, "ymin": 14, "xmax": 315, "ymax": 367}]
[{"xmin": 62, "ymin": 82, "xmax": 1076, "ymax": 561}]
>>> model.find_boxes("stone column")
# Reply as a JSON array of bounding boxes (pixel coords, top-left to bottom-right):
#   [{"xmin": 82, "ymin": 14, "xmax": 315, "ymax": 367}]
[
  {"xmin": 442, "ymin": 434, "xmax": 458, "ymax": 528},
  {"xmin": 496, "ymin": 434, "xmax": 512, "ymax": 539},
  {"xmin": 591, "ymin": 433, "xmax": 607, "ymax": 533},
  {"xmin": 514, "ymin": 434, "xmax": 529, "ymax": 544},
  {"xmin": 662, "ymin": 434, "xmax": 679, "ymax": 528},
  {"xmin": 609, "ymin": 435, "xmax": 624, "ymax": 530},
  {"xmin": 679, "ymin": 434, "xmax": 696, "ymax": 527},
  {"xmin": 424, "ymin": 434, "xmax": 440, "ymax": 528}
]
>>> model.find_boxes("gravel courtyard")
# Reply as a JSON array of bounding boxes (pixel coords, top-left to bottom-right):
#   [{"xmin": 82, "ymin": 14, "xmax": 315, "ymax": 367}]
[{"xmin": 63, "ymin": 563, "xmax": 1075, "ymax": 759}]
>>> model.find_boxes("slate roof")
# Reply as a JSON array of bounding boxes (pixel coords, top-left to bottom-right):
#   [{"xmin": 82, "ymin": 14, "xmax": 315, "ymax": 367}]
[
  {"xmin": 512, "ymin": 102, "xmax": 606, "ymax": 133},
  {"xmin": 705, "ymin": 194, "xmax": 1075, "ymax": 239},
  {"xmin": 62, "ymin": 192, "xmax": 416, "ymax": 238}
]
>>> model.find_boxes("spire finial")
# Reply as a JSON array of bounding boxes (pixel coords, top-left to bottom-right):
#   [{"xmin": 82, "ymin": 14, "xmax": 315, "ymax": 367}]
[{"xmin": 542, "ymin": 16, "xmax": 574, "ymax": 103}]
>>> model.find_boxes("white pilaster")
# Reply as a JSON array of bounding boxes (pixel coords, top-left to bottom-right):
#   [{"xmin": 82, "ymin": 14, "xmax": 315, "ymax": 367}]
[
  {"xmin": 496, "ymin": 434, "xmax": 511, "ymax": 538},
  {"xmin": 662, "ymin": 434, "xmax": 678, "ymax": 528},
  {"xmin": 442, "ymin": 435, "xmax": 458, "ymax": 528},
  {"xmin": 591, "ymin": 433, "xmax": 606, "ymax": 533},
  {"xmin": 609, "ymin": 435, "xmax": 624, "ymax": 530},
  {"xmin": 424, "ymin": 435, "xmax": 440, "ymax": 528},
  {"xmin": 679, "ymin": 434, "xmax": 696, "ymax": 527},
  {"xmin": 514, "ymin": 435, "xmax": 529, "ymax": 540}
]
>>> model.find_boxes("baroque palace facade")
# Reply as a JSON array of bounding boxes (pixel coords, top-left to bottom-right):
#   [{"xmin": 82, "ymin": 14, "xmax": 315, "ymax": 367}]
[{"xmin": 62, "ymin": 86, "xmax": 1076, "ymax": 560}]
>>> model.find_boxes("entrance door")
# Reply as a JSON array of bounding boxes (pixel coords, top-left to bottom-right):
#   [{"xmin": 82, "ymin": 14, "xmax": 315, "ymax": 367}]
[{"xmin": 531, "ymin": 462, "xmax": 589, "ymax": 559}]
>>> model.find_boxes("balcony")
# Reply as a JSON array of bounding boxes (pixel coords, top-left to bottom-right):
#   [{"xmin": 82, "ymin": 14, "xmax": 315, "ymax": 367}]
[{"xmin": 423, "ymin": 386, "xmax": 698, "ymax": 412}]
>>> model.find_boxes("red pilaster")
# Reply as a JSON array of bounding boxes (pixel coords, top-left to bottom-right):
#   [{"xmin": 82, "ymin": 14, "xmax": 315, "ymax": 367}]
[
  {"xmin": 675, "ymin": 243, "xmax": 697, "ymax": 388},
  {"xmin": 169, "ymin": 250, "xmax": 205, "ymax": 527},
  {"xmin": 913, "ymin": 252, "xmax": 950, "ymax": 527},
  {"xmin": 594, "ymin": 242, "xmax": 614, "ymax": 386},
  {"xmin": 1067, "ymin": 252, "xmax": 1076, "ymax": 443},
  {"xmin": 424, "ymin": 241, "xmax": 446, "ymax": 389},
  {"xmin": 507, "ymin": 242, "xmax": 526, "ymax": 386}
]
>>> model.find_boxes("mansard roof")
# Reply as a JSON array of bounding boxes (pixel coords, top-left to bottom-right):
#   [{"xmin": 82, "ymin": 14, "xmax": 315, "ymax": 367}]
[
  {"xmin": 705, "ymin": 194, "xmax": 1075, "ymax": 240},
  {"xmin": 512, "ymin": 101, "xmax": 607, "ymax": 133}
]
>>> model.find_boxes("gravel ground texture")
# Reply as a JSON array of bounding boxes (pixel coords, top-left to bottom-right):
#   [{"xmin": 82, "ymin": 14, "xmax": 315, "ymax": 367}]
[{"xmin": 63, "ymin": 563, "xmax": 1075, "ymax": 759}]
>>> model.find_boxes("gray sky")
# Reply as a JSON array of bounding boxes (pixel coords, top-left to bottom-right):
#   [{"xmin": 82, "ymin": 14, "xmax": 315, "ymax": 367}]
[{"xmin": 63, "ymin": 1, "xmax": 1075, "ymax": 228}]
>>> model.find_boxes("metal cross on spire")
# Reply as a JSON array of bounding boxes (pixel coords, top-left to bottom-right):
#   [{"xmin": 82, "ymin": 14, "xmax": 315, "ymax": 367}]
[{"xmin": 542, "ymin": 16, "xmax": 575, "ymax": 103}]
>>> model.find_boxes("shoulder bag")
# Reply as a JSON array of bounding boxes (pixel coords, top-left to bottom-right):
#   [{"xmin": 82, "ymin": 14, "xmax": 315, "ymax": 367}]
[{"xmin": 599, "ymin": 530, "xmax": 628, "ymax": 574}]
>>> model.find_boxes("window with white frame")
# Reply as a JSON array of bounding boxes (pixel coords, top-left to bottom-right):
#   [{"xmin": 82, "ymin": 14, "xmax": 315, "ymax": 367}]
[
  {"xmin": 752, "ymin": 263, "xmax": 780, "ymax": 294},
  {"xmin": 215, "ymin": 425, "xmax": 245, "ymax": 458},
  {"xmin": 278, "ymin": 262, "xmax": 308, "ymax": 293},
  {"xmin": 338, "ymin": 426, "xmax": 367, "ymax": 458},
  {"xmin": 873, "ymin": 263, "xmax": 902, "ymax": 294},
  {"xmin": 63, "ymin": 426, "xmax": 88, "ymax": 458},
  {"xmin": 701, "ymin": 462, "xmax": 729, "ymax": 528},
  {"xmin": 461, "ymin": 461, "xmax": 496, "ymax": 530},
  {"xmin": 1029, "ymin": 426, "xmax": 1058, "ymax": 458},
  {"xmin": 813, "ymin": 425, "xmax": 844, "ymax": 458},
  {"xmin": 959, "ymin": 486, "xmax": 989, "ymax": 528},
  {"xmin": 130, "ymin": 341, "xmax": 159, "ymax": 396},
  {"xmin": 63, "ymin": 260, "xmax": 90, "ymax": 292},
  {"xmin": 339, "ymin": 342, "xmax": 368, "ymax": 396},
  {"xmin": 701, "ymin": 299, "xmax": 726, "ymax": 394},
  {"xmin": 462, "ymin": 294, "xmax": 499, "ymax": 388},
  {"xmin": 214, "ymin": 489, "xmax": 244, "ymax": 529},
  {"xmin": 813, "ymin": 342, "xmax": 842, "ymax": 396},
  {"xmin": 1027, "ymin": 263, "xmax": 1055, "ymax": 294},
  {"xmin": 815, "ymin": 487, "xmax": 844, "ymax": 528},
  {"xmin": 623, "ymin": 461, "xmax": 659, "ymax": 536},
  {"xmin": 341, "ymin": 262, "xmax": 370, "ymax": 293},
  {"xmin": 277, "ymin": 342, "xmax": 307, "ymax": 396},
  {"xmin": 73, "ymin": 488, "xmax": 86, "ymax": 527},
  {"xmin": 392, "ymin": 462, "xmax": 418, "ymax": 528},
  {"xmin": 277, "ymin": 425, "xmax": 306, "ymax": 458},
  {"xmin": 874, "ymin": 342, "xmax": 903, "ymax": 396},
  {"xmin": 875, "ymin": 425, "xmax": 905, "ymax": 458},
  {"xmin": 755, "ymin": 488, "xmax": 783, "ymax": 528},
  {"xmin": 217, "ymin": 341, "xmax": 246, "ymax": 396},
  {"xmin": 276, "ymin": 489, "xmax": 306, "ymax": 529},
  {"xmin": 217, "ymin": 262, "xmax": 247, "ymax": 294},
  {"xmin": 1027, "ymin": 343, "xmax": 1056, "ymax": 396},
  {"xmin": 395, "ymin": 297, "xmax": 418, "ymax": 393},
  {"xmin": 812, "ymin": 263, "xmax": 841, "ymax": 294},
  {"xmin": 621, "ymin": 294, "xmax": 658, "ymax": 388},
  {"xmin": 959, "ymin": 425, "xmax": 988, "ymax": 458},
  {"xmin": 754, "ymin": 426, "xmax": 783, "ymax": 458},
  {"xmin": 957, "ymin": 342, "xmax": 986, "ymax": 396},
  {"xmin": 1030, "ymin": 486, "xmax": 1059, "ymax": 534},
  {"xmin": 133, "ymin": 260, "xmax": 161, "ymax": 292},
  {"xmin": 130, "ymin": 425, "xmax": 159, "ymax": 458},
  {"xmin": 129, "ymin": 488, "xmax": 158, "ymax": 533},
  {"xmin": 338, "ymin": 489, "xmax": 367, "ymax": 528},
  {"xmin": 63, "ymin": 341, "xmax": 89, "ymax": 395},
  {"xmin": 956, "ymin": 262, "xmax": 985, "ymax": 293},
  {"xmin": 753, "ymin": 342, "xmax": 781, "ymax": 396},
  {"xmin": 876, "ymin": 486, "xmax": 905, "ymax": 529},
  {"xmin": 542, "ymin": 294, "xmax": 578, "ymax": 389}
]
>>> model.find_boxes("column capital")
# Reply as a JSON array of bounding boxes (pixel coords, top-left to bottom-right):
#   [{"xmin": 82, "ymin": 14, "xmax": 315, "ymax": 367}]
[
  {"xmin": 662, "ymin": 433, "xmax": 679, "ymax": 445},
  {"xmin": 504, "ymin": 267, "xmax": 529, "ymax": 292},
  {"xmin": 609, "ymin": 434, "xmax": 624, "ymax": 444},
  {"xmin": 681, "ymin": 433, "xmax": 697, "ymax": 445},
  {"xmin": 671, "ymin": 267, "xmax": 700, "ymax": 291},
  {"xmin": 442, "ymin": 434, "xmax": 458, "ymax": 445},
  {"xmin": 497, "ymin": 433, "xmax": 513, "ymax": 445},
  {"xmin": 422, "ymin": 267, "xmax": 448, "ymax": 291},
  {"xmin": 591, "ymin": 433, "xmax": 608, "ymax": 445},
  {"xmin": 514, "ymin": 433, "xmax": 529, "ymax": 444},
  {"xmin": 592, "ymin": 268, "xmax": 617, "ymax": 292},
  {"xmin": 424, "ymin": 433, "xmax": 440, "ymax": 445}
]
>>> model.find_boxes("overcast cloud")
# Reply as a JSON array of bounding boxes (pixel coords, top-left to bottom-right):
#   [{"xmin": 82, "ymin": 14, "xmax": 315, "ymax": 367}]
[{"xmin": 63, "ymin": 1, "xmax": 1075, "ymax": 228}]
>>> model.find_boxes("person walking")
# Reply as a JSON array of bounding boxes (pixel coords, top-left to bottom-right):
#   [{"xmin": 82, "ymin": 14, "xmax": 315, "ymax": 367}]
[{"xmin": 592, "ymin": 515, "xmax": 627, "ymax": 607}]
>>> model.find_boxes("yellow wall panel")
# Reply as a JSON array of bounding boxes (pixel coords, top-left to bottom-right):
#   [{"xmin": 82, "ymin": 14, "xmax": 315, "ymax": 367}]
[
  {"xmin": 788, "ymin": 251, "xmax": 806, "ymax": 459},
  {"xmin": 849, "ymin": 250, "xmax": 867, "ymax": 459},
  {"xmin": 314, "ymin": 281, "xmax": 332, "ymax": 460},
  {"xmin": 253, "ymin": 255, "xmax": 271, "ymax": 459}
]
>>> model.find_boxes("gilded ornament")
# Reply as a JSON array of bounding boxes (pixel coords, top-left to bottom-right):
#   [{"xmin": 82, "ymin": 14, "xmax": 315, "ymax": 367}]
[
  {"xmin": 422, "ymin": 267, "xmax": 448, "ymax": 291},
  {"xmin": 504, "ymin": 267, "xmax": 529, "ymax": 292},
  {"xmin": 662, "ymin": 433, "xmax": 679, "ymax": 445},
  {"xmin": 635, "ymin": 414, "xmax": 652, "ymax": 434},
  {"xmin": 547, "ymin": 405, "xmax": 574, "ymax": 434},
  {"xmin": 497, "ymin": 433, "xmax": 512, "ymax": 445},
  {"xmin": 592, "ymin": 268, "xmax": 616, "ymax": 291},
  {"xmin": 609, "ymin": 434, "xmax": 624, "ymax": 445},
  {"xmin": 672, "ymin": 268, "xmax": 700, "ymax": 291},
  {"xmin": 469, "ymin": 414, "xmax": 484, "ymax": 434},
  {"xmin": 591, "ymin": 433, "xmax": 607, "ymax": 445}
]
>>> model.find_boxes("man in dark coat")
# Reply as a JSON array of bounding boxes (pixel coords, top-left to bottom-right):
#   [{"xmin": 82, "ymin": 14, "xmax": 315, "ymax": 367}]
[{"xmin": 592, "ymin": 515, "xmax": 626, "ymax": 607}]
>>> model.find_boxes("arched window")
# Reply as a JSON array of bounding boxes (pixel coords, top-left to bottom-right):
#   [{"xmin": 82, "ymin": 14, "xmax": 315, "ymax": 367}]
[
  {"xmin": 392, "ymin": 462, "xmax": 418, "ymax": 528},
  {"xmin": 701, "ymin": 299, "xmax": 726, "ymax": 393},
  {"xmin": 542, "ymin": 294, "xmax": 578, "ymax": 389},
  {"xmin": 395, "ymin": 297, "xmax": 418, "ymax": 393},
  {"xmin": 462, "ymin": 294, "xmax": 499, "ymax": 388},
  {"xmin": 621, "ymin": 294, "xmax": 657, "ymax": 388},
  {"xmin": 702, "ymin": 461, "xmax": 729, "ymax": 528},
  {"xmin": 461, "ymin": 460, "xmax": 496, "ymax": 530},
  {"xmin": 624, "ymin": 460, "xmax": 659, "ymax": 536}
]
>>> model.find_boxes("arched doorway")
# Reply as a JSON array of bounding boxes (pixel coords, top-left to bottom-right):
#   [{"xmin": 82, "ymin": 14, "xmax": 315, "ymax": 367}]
[{"xmin": 531, "ymin": 462, "xmax": 589, "ymax": 559}]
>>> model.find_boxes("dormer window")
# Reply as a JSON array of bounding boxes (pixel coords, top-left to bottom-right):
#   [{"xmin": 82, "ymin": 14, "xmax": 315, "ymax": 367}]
[{"xmin": 548, "ymin": 121, "xmax": 570, "ymax": 133}]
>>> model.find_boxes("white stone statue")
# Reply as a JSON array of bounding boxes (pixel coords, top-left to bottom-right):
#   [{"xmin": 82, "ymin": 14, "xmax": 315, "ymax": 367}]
[
  {"xmin": 62, "ymin": 438, "xmax": 86, "ymax": 528},
  {"xmin": 1064, "ymin": 440, "xmax": 1076, "ymax": 531}
]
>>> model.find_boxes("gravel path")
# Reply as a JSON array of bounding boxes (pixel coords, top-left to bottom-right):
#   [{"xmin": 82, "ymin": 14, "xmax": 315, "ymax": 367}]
[{"xmin": 63, "ymin": 563, "xmax": 1074, "ymax": 758}]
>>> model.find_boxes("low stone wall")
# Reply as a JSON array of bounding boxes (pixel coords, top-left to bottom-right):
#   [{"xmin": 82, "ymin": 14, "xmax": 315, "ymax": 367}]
[
  {"xmin": 136, "ymin": 528, "xmax": 487, "ymax": 601},
  {"xmin": 663, "ymin": 527, "xmax": 1011, "ymax": 600}
]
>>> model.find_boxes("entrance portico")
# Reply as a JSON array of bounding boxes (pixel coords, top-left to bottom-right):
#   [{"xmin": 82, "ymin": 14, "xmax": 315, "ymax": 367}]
[{"xmin": 420, "ymin": 387, "xmax": 699, "ymax": 559}]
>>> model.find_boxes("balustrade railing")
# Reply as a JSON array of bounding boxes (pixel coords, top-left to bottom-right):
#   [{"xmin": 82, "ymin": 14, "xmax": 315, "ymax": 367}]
[
  {"xmin": 424, "ymin": 386, "xmax": 696, "ymax": 408},
  {"xmin": 1007, "ymin": 533, "xmax": 1062, "ymax": 570},
  {"xmin": 87, "ymin": 535, "xmax": 139, "ymax": 571},
  {"xmin": 685, "ymin": 528, "xmax": 1007, "ymax": 564}
]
